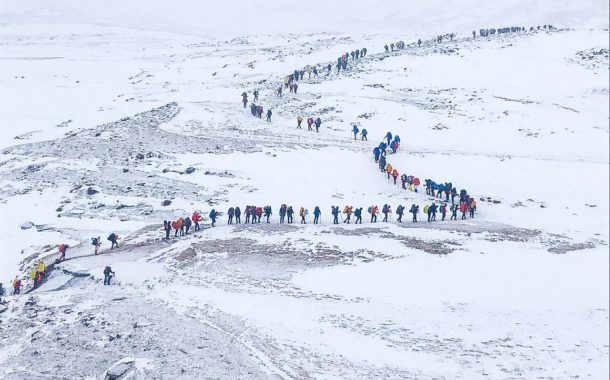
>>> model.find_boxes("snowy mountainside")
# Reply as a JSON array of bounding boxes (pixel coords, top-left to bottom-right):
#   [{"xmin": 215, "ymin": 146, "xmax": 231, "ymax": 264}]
[{"xmin": 0, "ymin": 3, "xmax": 608, "ymax": 379}]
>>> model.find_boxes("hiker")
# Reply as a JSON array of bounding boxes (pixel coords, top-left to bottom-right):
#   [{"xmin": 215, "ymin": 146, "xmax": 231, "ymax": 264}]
[
  {"xmin": 382, "ymin": 204, "xmax": 391, "ymax": 222},
  {"xmin": 369, "ymin": 205, "xmax": 378, "ymax": 222},
  {"xmin": 390, "ymin": 43, "xmax": 395, "ymax": 51},
  {"xmin": 209, "ymin": 209, "xmax": 218, "ymax": 226},
  {"xmin": 307, "ymin": 117, "xmax": 314, "ymax": 131},
  {"xmin": 108, "ymin": 233, "xmax": 119, "ymax": 249},
  {"xmin": 163, "ymin": 221, "xmax": 171, "ymax": 239},
  {"xmin": 410, "ymin": 204, "xmax": 419, "ymax": 222},
  {"xmin": 242, "ymin": 92, "xmax": 248, "ymax": 108},
  {"xmin": 327, "ymin": 63, "xmax": 331, "ymax": 74},
  {"xmin": 315, "ymin": 117, "xmax": 321, "ymax": 132},
  {"xmin": 12, "ymin": 277, "xmax": 21, "ymax": 295},
  {"xmin": 279, "ymin": 204, "xmax": 287, "ymax": 223},
  {"xmin": 343, "ymin": 205, "xmax": 352, "ymax": 223},
  {"xmin": 30, "ymin": 267, "xmax": 37, "ymax": 287},
  {"xmin": 184, "ymin": 217, "xmax": 192, "ymax": 234},
  {"xmin": 373, "ymin": 147, "xmax": 381, "ymax": 163},
  {"xmin": 245, "ymin": 206, "xmax": 251, "ymax": 223},
  {"xmin": 332, "ymin": 206, "xmax": 339, "ymax": 224},
  {"xmin": 313, "ymin": 67, "xmax": 318, "ymax": 77},
  {"xmin": 172, "ymin": 219, "xmax": 180, "ymax": 237},
  {"xmin": 257, "ymin": 106, "xmax": 263, "ymax": 119},
  {"xmin": 361, "ymin": 128, "xmax": 367, "ymax": 141},
  {"xmin": 266, "ymin": 109, "xmax": 272, "ymax": 122},
  {"xmin": 460, "ymin": 201, "xmax": 467, "ymax": 220},
  {"xmin": 103, "ymin": 266, "xmax": 115, "ymax": 286},
  {"xmin": 287, "ymin": 206, "xmax": 294, "ymax": 224},
  {"xmin": 192, "ymin": 212, "xmax": 201, "ymax": 231},
  {"xmin": 277, "ymin": 86, "xmax": 283, "ymax": 97},
  {"xmin": 263, "ymin": 206, "xmax": 272, "ymax": 223},
  {"xmin": 178, "ymin": 217, "xmax": 185, "ymax": 236},
  {"xmin": 253, "ymin": 90, "xmax": 259, "ymax": 101},
  {"xmin": 255, "ymin": 207, "xmax": 263, "ymax": 223},
  {"xmin": 234, "ymin": 206, "xmax": 241, "ymax": 224},
  {"xmin": 379, "ymin": 155, "xmax": 387, "ymax": 173},
  {"xmin": 352, "ymin": 125, "xmax": 359, "ymax": 139},
  {"xmin": 384, "ymin": 44, "xmax": 389, "ymax": 53},
  {"xmin": 228, "ymin": 207, "xmax": 235, "ymax": 224},
  {"xmin": 92, "ymin": 236, "xmax": 101, "ymax": 254},
  {"xmin": 392, "ymin": 169, "xmax": 399, "ymax": 184},
  {"xmin": 362, "ymin": 48, "xmax": 367, "ymax": 56},
  {"xmin": 418, "ymin": 39, "xmax": 422, "ymax": 47},
  {"xmin": 314, "ymin": 206, "xmax": 321, "ymax": 224},
  {"xmin": 354, "ymin": 207, "xmax": 363, "ymax": 224},
  {"xmin": 299, "ymin": 207, "xmax": 308, "ymax": 224},
  {"xmin": 440, "ymin": 203, "xmax": 447, "ymax": 221},
  {"xmin": 396, "ymin": 205, "xmax": 404, "ymax": 222},
  {"xmin": 450, "ymin": 203, "xmax": 458, "ymax": 220},
  {"xmin": 386, "ymin": 131, "xmax": 392, "ymax": 145},
  {"xmin": 37, "ymin": 260, "xmax": 46, "ymax": 281},
  {"xmin": 58, "ymin": 243, "xmax": 68, "ymax": 261},
  {"xmin": 294, "ymin": 83, "xmax": 299, "ymax": 94},
  {"xmin": 297, "ymin": 115, "xmax": 303, "ymax": 129},
  {"xmin": 469, "ymin": 199, "xmax": 476, "ymax": 218},
  {"xmin": 430, "ymin": 203, "xmax": 438, "ymax": 221},
  {"xmin": 385, "ymin": 163, "xmax": 393, "ymax": 180},
  {"xmin": 306, "ymin": 67, "xmax": 312, "ymax": 79}
]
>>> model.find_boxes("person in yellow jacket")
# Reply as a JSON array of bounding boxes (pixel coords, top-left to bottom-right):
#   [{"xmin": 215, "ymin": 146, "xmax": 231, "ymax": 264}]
[
  {"xmin": 385, "ymin": 163, "xmax": 393, "ymax": 179},
  {"xmin": 297, "ymin": 115, "xmax": 303, "ymax": 129},
  {"xmin": 37, "ymin": 260, "xmax": 45, "ymax": 274}
]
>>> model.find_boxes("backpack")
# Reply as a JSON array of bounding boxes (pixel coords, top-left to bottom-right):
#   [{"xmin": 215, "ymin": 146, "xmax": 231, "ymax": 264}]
[
  {"xmin": 107, "ymin": 233, "xmax": 115, "ymax": 242},
  {"xmin": 209, "ymin": 210, "xmax": 215, "ymax": 218},
  {"xmin": 91, "ymin": 237, "xmax": 98, "ymax": 246},
  {"xmin": 423, "ymin": 205, "xmax": 430, "ymax": 214},
  {"xmin": 367, "ymin": 206, "xmax": 372, "ymax": 214}
]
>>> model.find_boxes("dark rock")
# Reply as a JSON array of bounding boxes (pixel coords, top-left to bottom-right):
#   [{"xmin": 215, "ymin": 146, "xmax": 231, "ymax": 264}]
[
  {"xmin": 86, "ymin": 187, "xmax": 98, "ymax": 195},
  {"xmin": 135, "ymin": 153, "xmax": 145, "ymax": 160},
  {"xmin": 185, "ymin": 167, "xmax": 196, "ymax": 174},
  {"xmin": 162, "ymin": 200, "xmax": 172, "ymax": 206}
]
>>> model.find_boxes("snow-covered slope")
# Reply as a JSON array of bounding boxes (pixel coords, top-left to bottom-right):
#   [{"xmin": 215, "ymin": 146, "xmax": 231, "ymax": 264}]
[{"xmin": 0, "ymin": 1, "xmax": 608, "ymax": 379}]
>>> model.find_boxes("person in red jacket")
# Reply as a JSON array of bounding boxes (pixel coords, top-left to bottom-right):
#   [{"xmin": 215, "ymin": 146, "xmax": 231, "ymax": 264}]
[
  {"xmin": 192, "ymin": 212, "xmax": 201, "ymax": 231},
  {"xmin": 392, "ymin": 169, "xmax": 399, "ymax": 185},
  {"xmin": 255, "ymin": 207, "xmax": 263, "ymax": 223},
  {"xmin": 58, "ymin": 244, "xmax": 68, "ymax": 261},
  {"xmin": 460, "ymin": 201, "xmax": 468, "ymax": 220}
]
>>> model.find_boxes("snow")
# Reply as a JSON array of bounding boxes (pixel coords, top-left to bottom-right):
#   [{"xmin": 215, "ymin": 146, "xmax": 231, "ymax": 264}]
[{"xmin": 0, "ymin": 1, "xmax": 608, "ymax": 378}]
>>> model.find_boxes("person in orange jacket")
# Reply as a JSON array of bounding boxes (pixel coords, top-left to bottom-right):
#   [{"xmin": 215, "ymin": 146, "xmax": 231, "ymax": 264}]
[
  {"xmin": 385, "ymin": 164, "xmax": 393, "ymax": 180},
  {"xmin": 392, "ymin": 169, "xmax": 399, "ymax": 185},
  {"xmin": 192, "ymin": 212, "xmax": 202, "ymax": 231}
]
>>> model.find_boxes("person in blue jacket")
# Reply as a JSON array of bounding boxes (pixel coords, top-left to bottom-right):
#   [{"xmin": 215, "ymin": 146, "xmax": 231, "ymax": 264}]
[
  {"xmin": 209, "ymin": 209, "xmax": 218, "ymax": 227},
  {"xmin": 313, "ymin": 206, "xmax": 321, "ymax": 224},
  {"xmin": 394, "ymin": 135, "xmax": 400, "ymax": 143},
  {"xmin": 373, "ymin": 147, "xmax": 381, "ymax": 163},
  {"xmin": 378, "ymin": 141, "xmax": 387, "ymax": 154},
  {"xmin": 354, "ymin": 207, "xmax": 363, "ymax": 224},
  {"xmin": 361, "ymin": 128, "xmax": 368, "ymax": 141},
  {"xmin": 352, "ymin": 125, "xmax": 359, "ymax": 140},
  {"xmin": 331, "ymin": 206, "xmax": 339, "ymax": 224},
  {"xmin": 386, "ymin": 132, "xmax": 392, "ymax": 145}
]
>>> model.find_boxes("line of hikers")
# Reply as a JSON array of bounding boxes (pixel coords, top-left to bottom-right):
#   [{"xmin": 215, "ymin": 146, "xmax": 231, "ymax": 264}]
[
  {"xmin": 474, "ymin": 25, "xmax": 554, "ymax": 38},
  {"xmin": 372, "ymin": 131, "xmax": 477, "ymax": 217},
  {"xmin": 243, "ymin": 92, "xmax": 273, "ymax": 122},
  {"xmin": 5, "ymin": 259, "xmax": 46, "ymax": 297},
  {"xmin": 352, "ymin": 125, "xmax": 368, "ymax": 140},
  {"xmin": 297, "ymin": 116, "xmax": 322, "ymax": 132},
  {"xmin": 384, "ymin": 41, "xmax": 405, "ymax": 53}
]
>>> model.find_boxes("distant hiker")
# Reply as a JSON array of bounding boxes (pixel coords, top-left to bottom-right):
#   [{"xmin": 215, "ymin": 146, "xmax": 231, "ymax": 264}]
[
  {"xmin": 460, "ymin": 202, "xmax": 467, "ymax": 220},
  {"xmin": 382, "ymin": 204, "xmax": 391, "ymax": 222},
  {"xmin": 354, "ymin": 207, "xmax": 363, "ymax": 224},
  {"xmin": 103, "ymin": 266, "xmax": 115, "ymax": 286},
  {"xmin": 410, "ymin": 204, "xmax": 419, "ymax": 222},
  {"xmin": 294, "ymin": 83, "xmax": 299, "ymax": 94},
  {"xmin": 373, "ymin": 147, "xmax": 381, "ymax": 163},
  {"xmin": 313, "ymin": 67, "xmax": 318, "ymax": 77},
  {"xmin": 352, "ymin": 125, "xmax": 359, "ymax": 139},
  {"xmin": 287, "ymin": 206, "xmax": 294, "ymax": 224},
  {"xmin": 108, "ymin": 233, "xmax": 119, "ymax": 249},
  {"xmin": 279, "ymin": 204, "xmax": 287, "ymax": 223},
  {"xmin": 263, "ymin": 206, "xmax": 272, "ymax": 223},
  {"xmin": 450, "ymin": 204, "xmax": 458, "ymax": 220},
  {"xmin": 472, "ymin": 30, "xmax": 476, "ymax": 38},
  {"xmin": 92, "ymin": 236, "xmax": 101, "ymax": 255},
  {"xmin": 327, "ymin": 63, "xmax": 331, "ymax": 74},
  {"xmin": 314, "ymin": 206, "xmax": 321, "ymax": 224},
  {"xmin": 209, "ymin": 209, "xmax": 218, "ymax": 226},
  {"xmin": 256, "ymin": 207, "xmax": 263, "ymax": 223},
  {"xmin": 469, "ymin": 199, "xmax": 476, "ymax": 218},
  {"xmin": 384, "ymin": 44, "xmax": 389, "ymax": 53},
  {"xmin": 315, "ymin": 117, "xmax": 321, "ymax": 132},
  {"xmin": 307, "ymin": 117, "xmax": 314, "ymax": 131},
  {"xmin": 163, "ymin": 221, "xmax": 171, "ymax": 239},
  {"xmin": 418, "ymin": 39, "xmax": 422, "ymax": 47},
  {"xmin": 37, "ymin": 260, "xmax": 46, "ymax": 280},
  {"xmin": 385, "ymin": 131, "xmax": 392, "ymax": 145},
  {"xmin": 234, "ymin": 206, "xmax": 241, "ymax": 224},
  {"xmin": 277, "ymin": 86, "xmax": 283, "ymax": 97},
  {"xmin": 227, "ymin": 207, "xmax": 235, "ymax": 224},
  {"xmin": 396, "ymin": 205, "xmax": 404, "ymax": 223},
  {"xmin": 172, "ymin": 219, "xmax": 180, "ymax": 237},
  {"xmin": 390, "ymin": 43, "xmax": 395, "ymax": 51},
  {"xmin": 297, "ymin": 115, "xmax": 303, "ymax": 129},
  {"xmin": 369, "ymin": 205, "xmax": 378, "ymax": 223},
  {"xmin": 253, "ymin": 90, "xmax": 259, "ymax": 101},
  {"xmin": 178, "ymin": 217, "xmax": 185, "ymax": 236},
  {"xmin": 242, "ymin": 92, "xmax": 248, "ymax": 108},
  {"xmin": 362, "ymin": 48, "xmax": 367, "ymax": 56},
  {"xmin": 392, "ymin": 169, "xmax": 399, "ymax": 184},
  {"xmin": 184, "ymin": 217, "xmax": 192, "ymax": 234},
  {"xmin": 12, "ymin": 277, "xmax": 21, "ymax": 295},
  {"xmin": 299, "ymin": 207, "xmax": 308, "ymax": 224},
  {"xmin": 245, "ymin": 206, "xmax": 251, "ymax": 223},
  {"xmin": 379, "ymin": 155, "xmax": 386, "ymax": 172},
  {"xmin": 385, "ymin": 163, "xmax": 393, "ymax": 180},
  {"xmin": 306, "ymin": 67, "xmax": 312, "ymax": 79},
  {"xmin": 361, "ymin": 128, "xmax": 367, "ymax": 141},
  {"xmin": 257, "ymin": 106, "xmax": 263, "ymax": 119},
  {"xmin": 332, "ymin": 206, "xmax": 339, "ymax": 224},
  {"xmin": 289, "ymin": 83, "xmax": 294, "ymax": 93},
  {"xmin": 343, "ymin": 205, "xmax": 353, "ymax": 223},
  {"xmin": 440, "ymin": 203, "xmax": 447, "ymax": 221},
  {"xmin": 58, "ymin": 243, "xmax": 68, "ymax": 261},
  {"xmin": 266, "ymin": 109, "xmax": 272, "ymax": 122},
  {"xmin": 192, "ymin": 212, "xmax": 201, "ymax": 231},
  {"xmin": 428, "ymin": 203, "xmax": 437, "ymax": 222}
]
